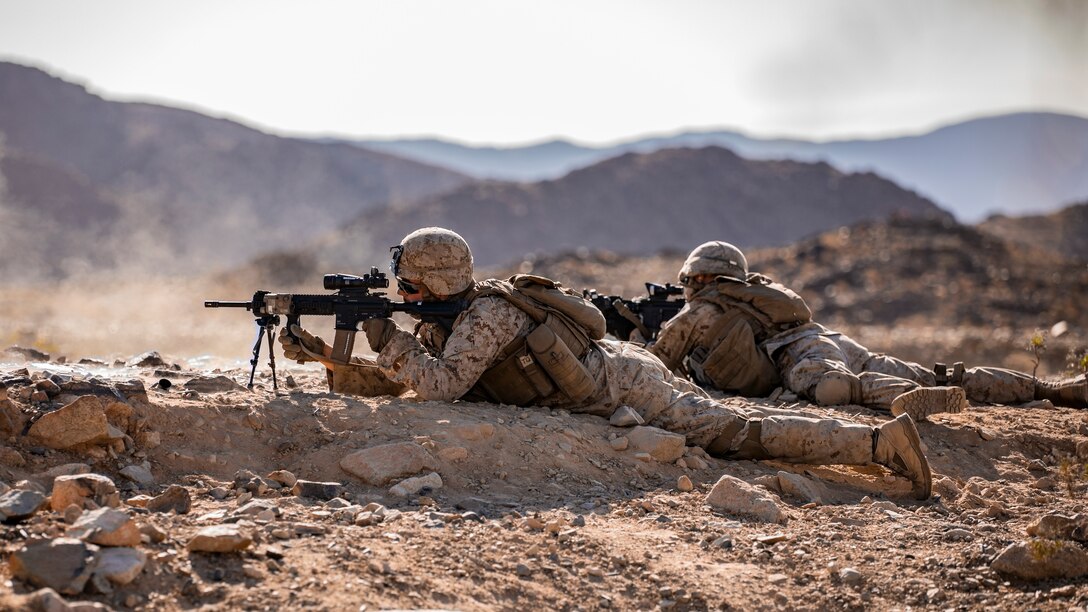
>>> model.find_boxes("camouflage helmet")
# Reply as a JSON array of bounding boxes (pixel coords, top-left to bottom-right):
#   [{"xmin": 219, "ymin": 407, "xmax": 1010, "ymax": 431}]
[
  {"xmin": 678, "ymin": 241, "xmax": 748, "ymax": 284},
  {"xmin": 390, "ymin": 227, "xmax": 474, "ymax": 296}
]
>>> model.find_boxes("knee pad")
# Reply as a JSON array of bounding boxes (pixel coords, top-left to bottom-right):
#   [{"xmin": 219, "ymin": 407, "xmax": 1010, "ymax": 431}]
[{"xmin": 811, "ymin": 371, "xmax": 862, "ymax": 406}]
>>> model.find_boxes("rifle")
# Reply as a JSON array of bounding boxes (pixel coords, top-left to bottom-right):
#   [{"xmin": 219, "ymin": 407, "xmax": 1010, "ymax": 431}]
[
  {"xmin": 205, "ymin": 267, "xmax": 464, "ymax": 390},
  {"xmin": 582, "ymin": 283, "xmax": 685, "ymax": 341}
]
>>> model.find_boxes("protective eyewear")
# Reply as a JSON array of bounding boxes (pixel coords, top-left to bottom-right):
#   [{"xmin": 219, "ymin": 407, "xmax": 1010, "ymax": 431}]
[{"xmin": 389, "ymin": 245, "xmax": 422, "ymax": 294}]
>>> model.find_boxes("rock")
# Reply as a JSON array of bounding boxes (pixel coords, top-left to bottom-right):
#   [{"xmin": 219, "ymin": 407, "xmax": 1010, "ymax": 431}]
[
  {"xmin": 104, "ymin": 401, "xmax": 134, "ymax": 429},
  {"xmin": 450, "ymin": 422, "xmax": 495, "ymax": 441},
  {"xmin": 390, "ymin": 472, "xmax": 444, "ymax": 497},
  {"xmin": 291, "ymin": 480, "xmax": 342, "ymax": 500},
  {"xmin": 64, "ymin": 504, "xmax": 84, "ymax": 524},
  {"xmin": 188, "ymin": 525, "xmax": 253, "ymax": 553},
  {"xmin": 139, "ymin": 522, "xmax": 167, "ymax": 544},
  {"xmin": 626, "ymin": 426, "xmax": 685, "ymax": 462},
  {"xmin": 10, "ymin": 538, "xmax": 97, "ymax": 594},
  {"xmin": 340, "ymin": 442, "xmax": 438, "ymax": 486},
  {"xmin": 610, "ymin": 436, "xmax": 629, "ymax": 451},
  {"xmin": 839, "ymin": 567, "xmax": 864, "ymax": 585},
  {"xmin": 1033, "ymin": 476, "xmax": 1057, "ymax": 490},
  {"xmin": 233, "ymin": 500, "xmax": 278, "ymax": 517},
  {"xmin": 119, "ymin": 465, "xmax": 155, "ymax": 487},
  {"xmin": 609, "ymin": 405, "xmax": 645, "ymax": 427},
  {"xmin": 705, "ymin": 474, "xmax": 786, "ymax": 524},
  {"xmin": 1078, "ymin": 440, "xmax": 1088, "ymax": 460},
  {"xmin": 0, "ymin": 446, "xmax": 25, "ymax": 467},
  {"xmin": 933, "ymin": 476, "xmax": 961, "ymax": 500},
  {"xmin": 3, "ymin": 345, "xmax": 50, "ymax": 361},
  {"xmin": 35, "ymin": 379, "xmax": 62, "ymax": 397},
  {"xmin": 437, "ymin": 446, "xmax": 469, "ymax": 462},
  {"xmin": 0, "ymin": 489, "xmax": 47, "ymax": 522},
  {"xmin": 125, "ymin": 495, "xmax": 152, "ymax": 508},
  {"xmin": 992, "ymin": 540, "xmax": 1088, "ymax": 580},
  {"xmin": 146, "ymin": 485, "xmax": 191, "ymax": 514},
  {"xmin": 266, "ymin": 470, "xmax": 297, "ymax": 488},
  {"xmin": 128, "ymin": 351, "xmax": 167, "ymax": 367},
  {"xmin": 768, "ymin": 573, "xmax": 788, "ymax": 585},
  {"xmin": 51, "ymin": 474, "xmax": 120, "ymax": 511},
  {"xmin": 67, "ymin": 507, "xmax": 141, "ymax": 547},
  {"xmin": 516, "ymin": 563, "xmax": 532, "ymax": 577},
  {"xmin": 944, "ymin": 528, "xmax": 973, "ymax": 541},
  {"xmin": 678, "ymin": 475, "xmax": 694, "ymax": 492},
  {"xmin": 94, "ymin": 547, "xmax": 147, "ymax": 585},
  {"xmin": 184, "ymin": 375, "xmax": 244, "ymax": 393},
  {"xmin": 1027, "ymin": 514, "xmax": 1088, "ymax": 542},
  {"xmin": 28, "ymin": 396, "xmax": 112, "ymax": 449},
  {"xmin": 776, "ymin": 471, "xmax": 831, "ymax": 504}
]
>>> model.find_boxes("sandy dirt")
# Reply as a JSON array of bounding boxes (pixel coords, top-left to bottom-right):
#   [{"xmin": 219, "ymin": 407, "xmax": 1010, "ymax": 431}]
[{"xmin": 2, "ymin": 354, "xmax": 1087, "ymax": 611}]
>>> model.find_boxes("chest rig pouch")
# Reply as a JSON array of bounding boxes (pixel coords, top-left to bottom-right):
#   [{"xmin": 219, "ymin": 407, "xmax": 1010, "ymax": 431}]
[
  {"xmin": 686, "ymin": 275, "xmax": 811, "ymax": 396},
  {"xmin": 466, "ymin": 277, "xmax": 599, "ymax": 406}
]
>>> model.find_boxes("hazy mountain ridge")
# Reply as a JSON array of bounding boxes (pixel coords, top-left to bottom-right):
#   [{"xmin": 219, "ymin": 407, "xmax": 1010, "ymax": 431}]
[
  {"xmin": 314, "ymin": 146, "xmax": 950, "ymax": 269},
  {"xmin": 0, "ymin": 61, "xmax": 470, "ymax": 277},
  {"xmin": 351, "ymin": 112, "xmax": 1088, "ymax": 221}
]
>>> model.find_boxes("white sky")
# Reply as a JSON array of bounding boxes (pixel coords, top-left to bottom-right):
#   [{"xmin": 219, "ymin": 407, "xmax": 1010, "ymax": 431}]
[{"xmin": 0, "ymin": 0, "xmax": 1085, "ymax": 145}]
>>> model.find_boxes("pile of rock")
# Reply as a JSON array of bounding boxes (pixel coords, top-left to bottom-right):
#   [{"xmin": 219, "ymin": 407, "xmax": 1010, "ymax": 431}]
[
  {"xmin": 991, "ymin": 513, "xmax": 1088, "ymax": 580},
  {"xmin": 1, "ymin": 369, "xmax": 163, "ymax": 478}
]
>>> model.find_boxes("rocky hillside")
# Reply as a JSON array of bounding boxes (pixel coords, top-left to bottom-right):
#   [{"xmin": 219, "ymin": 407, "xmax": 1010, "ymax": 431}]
[
  {"xmin": 0, "ymin": 62, "xmax": 469, "ymax": 278},
  {"xmin": 354, "ymin": 112, "xmax": 1088, "ymax": 221},
  {"xmin": 317, "ymin": 146, "xmax": 950, "ymax": 268},
  {"xmin": 978, "ymin": 201, "xmax": 1088, "ymax": 263}
]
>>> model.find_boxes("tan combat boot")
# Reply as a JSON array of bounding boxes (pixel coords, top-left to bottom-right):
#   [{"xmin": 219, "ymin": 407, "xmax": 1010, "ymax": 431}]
[
  {"xmin": 1035, "ymin": 375, "xmax": 1088, "ymax": 408},
  {"xmin": 873, "ymin": 414, "xmax": 932, "ymax": 500},
  {"xmin": 890, "ymin": 386, "xmax": 967, "ymax": 422}
]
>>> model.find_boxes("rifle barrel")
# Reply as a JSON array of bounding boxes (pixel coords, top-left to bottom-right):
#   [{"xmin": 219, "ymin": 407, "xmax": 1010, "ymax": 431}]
[{"xmin": 204, "ymin": 301, "xmax": 252, "ymax": 309}]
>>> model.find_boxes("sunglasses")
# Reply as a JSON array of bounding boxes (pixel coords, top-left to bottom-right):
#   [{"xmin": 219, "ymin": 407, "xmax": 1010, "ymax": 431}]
[{"xmin": 389, "ymin": 245, "xmax": 422, "ymax": 294}]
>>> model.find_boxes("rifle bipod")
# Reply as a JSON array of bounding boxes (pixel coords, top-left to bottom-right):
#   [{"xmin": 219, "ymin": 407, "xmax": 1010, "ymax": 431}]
[{"xmin": 247, "ymin": 314, "xmax": 280, "ymax": 391}]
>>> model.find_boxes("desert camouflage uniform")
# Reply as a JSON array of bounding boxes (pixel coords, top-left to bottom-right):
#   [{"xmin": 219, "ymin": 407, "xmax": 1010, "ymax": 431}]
[
  {"xmin": 349, "ymin": 291, "xmax": 877, "ymax": 465},
  {"xmin": 654, "ymin": 299, "xmax": 1038, "ymax": 409}
]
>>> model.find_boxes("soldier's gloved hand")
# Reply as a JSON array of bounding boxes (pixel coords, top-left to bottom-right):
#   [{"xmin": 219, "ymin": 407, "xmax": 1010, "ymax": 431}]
[
  {"xmin": 278, "ymin": 325, "xmax": 328, "ymax": 362},
  {"xmin": 628, "ymin": 328, "xmax": 649, "ymax": 345},
  {"xmin": 362, "ymin": 318, "xmax": 399, "ymax": 353}
]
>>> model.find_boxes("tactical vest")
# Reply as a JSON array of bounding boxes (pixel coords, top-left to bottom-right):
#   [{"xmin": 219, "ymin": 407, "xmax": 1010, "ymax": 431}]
[
  {"xmin": 459, "ymin": 275, "xmax": 606, "ymax": 407},
  {"xmin": 685, "ymin": 274, "xmax": 812, "ymax": 396}
]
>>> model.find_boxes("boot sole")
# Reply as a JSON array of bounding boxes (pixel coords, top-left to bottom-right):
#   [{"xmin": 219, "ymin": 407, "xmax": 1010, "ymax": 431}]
[{"xmin": 890, "ymin": 386, "xmax": 967, "ymax": 422}]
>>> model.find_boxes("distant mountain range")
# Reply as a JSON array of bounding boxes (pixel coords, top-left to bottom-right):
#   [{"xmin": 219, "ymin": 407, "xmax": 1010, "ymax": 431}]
[
  {"xmin": 311, "ymin": 146, "xmax": 949, "ymax": 270},
  {"xmin": 350, "ymin": 112, "xmax": 1088, "ymax": 222},
  {"xmin": 0, "ymin": 61, "xmax": 468, "ymax": 279}
]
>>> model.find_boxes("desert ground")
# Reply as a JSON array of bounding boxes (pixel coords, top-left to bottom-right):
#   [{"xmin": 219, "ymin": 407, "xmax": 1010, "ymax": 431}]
[{"xmin": 1, "ymin": 260, "xmax": 1087, "ymax": 611}]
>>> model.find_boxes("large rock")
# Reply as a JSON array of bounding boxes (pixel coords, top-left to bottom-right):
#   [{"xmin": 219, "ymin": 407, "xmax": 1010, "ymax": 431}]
[
  {"xmin": 51, "ymin": 474, "xmax": 120, "ymax": 511},
  {"xmin": 340, "ymin": 442, "xmax": 438, "ymax": 486},
  {"xmin": 776, "ymin": 471, "xmax": 832, "ymax": 504},
  {"xmin": 390, "ymin": 472, "xmax": 444, "ymax": 497},
  {"xmin": 0, "ymin": 489, "xmax": 47, "ymax": 522},
  {"xmin": 1027, "ymin": 514, "xmax": 1088, "ymax": 542},
  {"xmin": 706, "ymin": 474, "xmax": 786, "ymax": 524},
  {"xmin": 94, "ymin": 547, "xmax": 147, "ymax": 585},
  {"xmin": 291, "ymin": 480, "xmax": 342, "ymax": 500},
  {"xmin": 67, "ymin": 507, "xmax": 141, "ymax": 547},
  {"xmin": 9, "ymin": 538, "xmax": 98, "ymax": 595},
  {"xmin": 188, "ymin": 525, "xmax": 252, "ymax": 553},
  {"xmin": 28, "ymin": 396, "xmax": 112, "ymax": 449},
  {"xmin": 626, "ymin": 426, "xmax": 686, "ymax": 462},
  {"xmin": 183, "ymin": 375, "xmax": 244, "ymax": 393},
  {"xmin": 119, "ymin": 465, "xmax": 155, "ymax": 488},
  {"xmin": 991, "ymin": 540, "xmax": 1088, "ymax": 580},
  {"xmin": 146, "ymin": 485, "xmax": 191, "ymax": 514}
]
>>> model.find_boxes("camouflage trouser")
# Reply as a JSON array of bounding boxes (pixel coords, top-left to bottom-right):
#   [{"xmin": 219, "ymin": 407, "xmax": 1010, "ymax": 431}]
[
  {"xmin": 593, "ymin": 341, "xmax": 873, "ymax": 464},
  {"xmin": 775, "ymin": 331, "xmax": 1036, "ymax": 409}
]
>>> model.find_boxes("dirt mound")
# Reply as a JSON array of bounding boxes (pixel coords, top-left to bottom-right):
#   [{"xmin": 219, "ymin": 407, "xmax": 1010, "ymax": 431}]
[{"xmin": 2, "ymin": 357, "xmax": 1088, "ymax": 610}]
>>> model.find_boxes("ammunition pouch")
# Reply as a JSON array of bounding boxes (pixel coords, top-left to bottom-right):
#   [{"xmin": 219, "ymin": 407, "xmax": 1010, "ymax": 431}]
[
  {"xmin": 469, "ymin": 312, "xmax": 596, "ymax": 406},
  {"xmin": 686, "ymin": 315, "xmax": 781, "ymax": 397}
]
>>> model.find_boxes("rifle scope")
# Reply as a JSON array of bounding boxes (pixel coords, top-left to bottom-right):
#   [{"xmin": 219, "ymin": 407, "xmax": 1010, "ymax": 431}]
[{"xmin": 323, "ymin": 267, "xmax": 389, "ymax": 291}]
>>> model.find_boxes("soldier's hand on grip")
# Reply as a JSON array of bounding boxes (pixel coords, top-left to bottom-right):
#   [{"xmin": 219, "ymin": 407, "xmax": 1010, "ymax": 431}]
[
  {"xmin": 362, "ymin": 318, "xmax": 399, "ymax": 353},
  {"xmin": 278, "ymin": 324, "xmax": 328, "ymax": 363}
]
